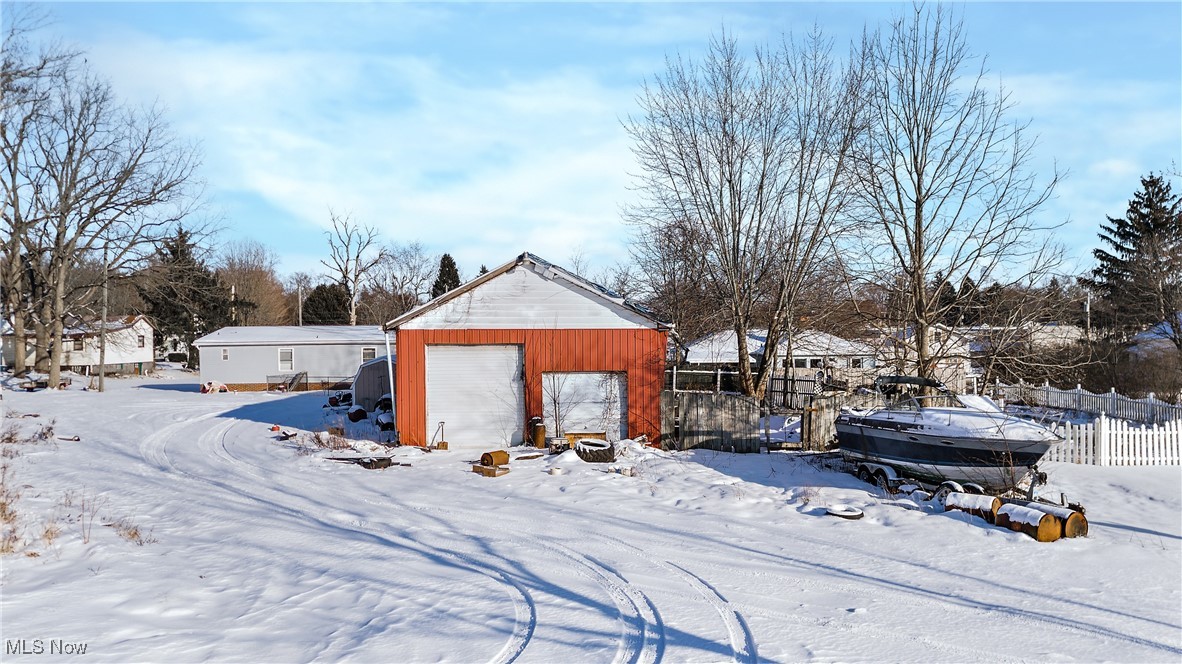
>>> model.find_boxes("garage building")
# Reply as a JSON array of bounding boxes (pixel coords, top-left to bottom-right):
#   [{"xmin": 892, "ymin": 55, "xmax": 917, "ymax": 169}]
[{"xmin": 385, "ymin": 253, "xmax": 669, "ymax": 450}]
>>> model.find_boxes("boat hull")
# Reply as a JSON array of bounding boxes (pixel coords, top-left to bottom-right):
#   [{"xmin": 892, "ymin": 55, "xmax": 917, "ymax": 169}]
[{"xmin": 835, "ymin": 416, "xmax": 1053, "ymax": 492}]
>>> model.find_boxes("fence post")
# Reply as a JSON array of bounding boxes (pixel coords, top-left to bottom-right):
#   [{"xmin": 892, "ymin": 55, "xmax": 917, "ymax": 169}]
[
  {"xmin": 1148, "ymin": 393, "xmax": 1156, "ymax": 424},
  {"xmin": 714, "ymin": 367, "xmax": 721, "ymax": 394},
  {"xmin": 672, "ymin": 365, "xmax": 677, "ymax": 392},
  {"xmin": 1097, "ymin": 414, "xmax": 1110, "ymax": 466}
]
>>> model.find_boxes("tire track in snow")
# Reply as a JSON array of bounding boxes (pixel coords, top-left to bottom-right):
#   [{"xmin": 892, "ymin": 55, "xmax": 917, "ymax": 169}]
[
  {"xmin": 580, "ymin": 530, "xmax": 757, "ymax": 664},
  {"xmin": 538, "ymin": 541, "xmax": 665, "ymax": 664},
  {"xmin": 664, "ymin": 562, "xmax": 757, "ymax": 664},
  {"xmin": 142, "ymin": 415, "xmax": 538, "ymax": 662},
  {"xmin": 387, "ymin": 501, "xmax": 665, "ymax": 664},
  {"xmin": 138, "ymin": 410, "xmax": 225, "ymax": 473},
  {"xmin": 432, "ymin": 548, "xmax": 537, "ymax": 664}
]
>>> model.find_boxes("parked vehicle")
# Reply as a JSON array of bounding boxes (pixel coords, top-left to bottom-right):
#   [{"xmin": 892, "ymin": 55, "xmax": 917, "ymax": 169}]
[{"xmin": 835, "ymin": 376, "xmax": 1061, "ymax": 494}]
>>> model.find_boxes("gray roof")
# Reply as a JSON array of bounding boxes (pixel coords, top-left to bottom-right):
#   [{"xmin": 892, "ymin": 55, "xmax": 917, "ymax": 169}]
[
  {"xmin": 193, "ymin": 325, "xmax": 387, "ymax": 347},
  {"xmin": 384, "ymin": 251, "xmax": 669, "ymax": 331}
]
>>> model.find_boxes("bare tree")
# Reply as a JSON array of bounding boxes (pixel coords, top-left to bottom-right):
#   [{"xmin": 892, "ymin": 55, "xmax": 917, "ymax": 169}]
[
  {"xmin": 320, "ymin": 210, "xmax": 385, "ymax": 326},
  {"xmin": 847, "ymin": 4, "xmax": 1061, "ymax": 387},
  {"xmin": 357, "ymin": 240, "xmax": 436, "ymax": 325},
  {"xmin": 629, "ymin": 218, "xmax": 725, "ymax": 354},
  {"xmin": 9, "ymin": 46, "xmax": 199, "ymax": 387},
  {"xmin": 1, "ymin": 7, "xmax": 75, "ymax": 373},
  {"xmin": 283, "ymin": 271, "xmax": 316, "ymax": 325},
  {"xmin": 566, "ymin": 246, "xmax": 590, "ymax": 278},
  {"xmin": 625, "ymin": 29, "xmax": 865, "ymax": 398},
  {"xmin": 216, "ymin": 239, "xmax": 287, "ymax": 325}
]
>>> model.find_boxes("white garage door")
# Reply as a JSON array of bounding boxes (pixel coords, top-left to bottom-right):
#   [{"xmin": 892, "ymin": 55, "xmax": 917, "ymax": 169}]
[
  {"xmin": 426, "ymin": 345, "xmax": 524, "ymax": 449},
  {"xmin": 542, "ymin": 372, "xmax": 627, "ymax": 441}
]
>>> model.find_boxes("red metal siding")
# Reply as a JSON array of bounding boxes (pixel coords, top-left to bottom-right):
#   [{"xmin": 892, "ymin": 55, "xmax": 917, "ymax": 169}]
[{"xmin": 396, "ymin": 328, "xmax": 667, "ymax": 447}]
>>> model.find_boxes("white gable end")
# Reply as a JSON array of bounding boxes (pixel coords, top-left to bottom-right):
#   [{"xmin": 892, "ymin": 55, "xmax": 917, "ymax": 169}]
[{"xmin": 401, "ymin": 266, "xmax": 652, "ymax": 330}]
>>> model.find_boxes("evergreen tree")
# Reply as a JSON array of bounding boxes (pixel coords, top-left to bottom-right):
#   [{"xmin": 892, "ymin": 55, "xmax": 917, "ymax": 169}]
[
  {"xmin": 957, "ymin": 276, "xmax": 982, "ymax": 326},
  {"xmin": 431, "ymin": 254, "xmax": 461, "ymax": 298},
  {"xmin": 138, "ymin": 228, "xmax": 233, "ymax": 369},
  {"xmin": 478, "ymin": 264, "xmax": 489, "ymax": 275},
  {"xmin": 931, "ymin": 273, "xmax": 958, "ymax": 326},
  {"xmin": 302, "ymin": 283, "xmax": 351, "ymax": 325},
  {"xmin": 1083, "ymin": 173, "xmax": 1182, "ymax": 344}
]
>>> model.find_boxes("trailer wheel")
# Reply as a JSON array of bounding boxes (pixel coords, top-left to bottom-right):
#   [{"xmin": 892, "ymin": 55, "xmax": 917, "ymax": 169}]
[
  {"xmin": 932, "ymin": 480, "xmax": 965, "ymax": 509},
  {"xmin": 857, "ymin": 466, "xmax": 874, "ymax": 485},
  {"xmin": 874, "ymin": 470, "xmax": 893, "ymax": 494},
  {"xmin": 962, "ymin": 482, "xmax": 986, "ymax": 495}
]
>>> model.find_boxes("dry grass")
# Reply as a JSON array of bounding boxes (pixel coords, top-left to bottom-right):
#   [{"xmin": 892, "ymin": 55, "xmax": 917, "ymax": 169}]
[
  {"xmin": 0, "ymin": 462, "xmax": 21, "ymax": 527},
  {"xmin": 295, "ymin": 431, "xmax": 352, "ymax": 454},
  {"xmin": 106, "ymin": 517, "xmax": 157, "ymax": 546},
  {"xmin": 77, "ymin": 490, "xmax": 107, "ymax": 544},
  {"xmin": 0, "ymin": 525, "xmax": 23, "ymax": 555}
]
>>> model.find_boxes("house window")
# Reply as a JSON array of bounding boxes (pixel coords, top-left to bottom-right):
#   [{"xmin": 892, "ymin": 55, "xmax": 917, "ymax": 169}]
[
  {"xmin": 279, "ymin": 348, "xmax": 294, "ymax": 372},
  {"xmin": 362, "ymin": 347, "xmax": 376, "ymax": 362},
  {"xmin": 809, "ymin": 358, "xmax": 823, "ymax": 368},
  {"xmin": 793, "ymin": 358, "xmax": 807, "ymax": 368},
  {"xmin": 137, "ymin": 335, "xmax": 145, "ymax": 348},
  {"xmin": 73, "ymin": 338, "xmax": 84, "ymax": 351},
  {"xmin": 851, "ymin": 357, "xmax": 863, "ymax": 369},
  {"xmin": 221, "ymin": 348, "xmax": 229, "ymax": 361}
]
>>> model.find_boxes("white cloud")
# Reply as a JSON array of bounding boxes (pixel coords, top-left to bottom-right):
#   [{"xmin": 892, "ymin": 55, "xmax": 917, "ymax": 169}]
[{"xmin": 77, "ymin": 26, "xmax": 645, "ymax": 276}]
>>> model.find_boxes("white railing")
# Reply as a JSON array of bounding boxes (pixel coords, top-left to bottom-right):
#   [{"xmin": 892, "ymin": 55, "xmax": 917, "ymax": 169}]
[
  {"xmin": 1046, "ymin": 415, "xmax": 1181, "ymax": 466},
  {"xmin": 998, "ymin": 380, "xmax": 1182, "ymax": 425}
]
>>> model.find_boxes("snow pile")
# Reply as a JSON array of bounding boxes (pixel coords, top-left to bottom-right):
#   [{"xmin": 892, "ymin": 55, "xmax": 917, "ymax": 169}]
[
  {"xmin": 944, "ymin": 492, "xmax": 1000, "ymax": 512},
  {"xmin": 997, "ymin": 503, "xmax": 1048, "ymax": 527},
  {"xmin": 0, "ymin": 370, "xmax": 1179, "ymax": 662}
]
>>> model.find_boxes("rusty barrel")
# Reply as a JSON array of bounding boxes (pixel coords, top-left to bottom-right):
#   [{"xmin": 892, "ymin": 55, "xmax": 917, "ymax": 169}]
[
  {"xmin": 996, "ymin": 504, "xmax": 1062, "ymax": 542},
  {"xmin": 1002, "ymin": 499, "xmax": 1088, "ymax": 538},
  {"xmin": 480, "ymin": 450, "xmax": 510, "ymax": 467}
]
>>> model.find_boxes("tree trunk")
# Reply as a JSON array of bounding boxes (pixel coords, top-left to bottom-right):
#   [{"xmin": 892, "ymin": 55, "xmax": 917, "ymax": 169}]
[
  {"xmin": 10, "ymin": 313, "xmax": 28, "ymax": 374},
  {"xmin": 33, "ymin": 313, "xmax": 50, "ymax": 371},
  {"xmin": 47, "ymin": 267, "xmax": 67, "ymax": 389}
]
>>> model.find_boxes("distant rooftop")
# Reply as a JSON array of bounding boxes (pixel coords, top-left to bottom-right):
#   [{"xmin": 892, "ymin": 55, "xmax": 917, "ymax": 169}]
[{"xmin": 194, "ymin": 325, "xmax": 387, "ymax": 347}]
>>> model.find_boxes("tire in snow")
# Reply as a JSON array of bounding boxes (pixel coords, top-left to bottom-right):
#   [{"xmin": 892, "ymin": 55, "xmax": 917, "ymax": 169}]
[{"xmin": 574, "ymin": 438, "xmax": 616, "ymax": 463}]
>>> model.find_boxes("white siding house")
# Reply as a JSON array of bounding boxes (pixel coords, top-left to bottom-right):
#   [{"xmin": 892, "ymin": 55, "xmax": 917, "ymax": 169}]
[
  {"xmin": 2, "ymin": 315, "xmax": 155, "ymax": 375},
  {"xmin": 192, "ymin": 325, "xmax": 387, "ymax": 390},
  {"xmin": 685, "ymin": 328, "xmax": 879, "ymax": 380}
]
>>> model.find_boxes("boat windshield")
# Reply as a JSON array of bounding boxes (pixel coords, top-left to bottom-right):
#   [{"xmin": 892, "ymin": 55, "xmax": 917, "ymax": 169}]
[{"xmin": 888, "ymin": 393, "xmax": 998, "ymax": 411}]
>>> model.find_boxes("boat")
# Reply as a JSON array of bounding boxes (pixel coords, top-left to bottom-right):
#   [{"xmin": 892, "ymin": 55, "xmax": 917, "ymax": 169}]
[{"xmin": 834, "ymin": 376, "xmax": 1062, "ymax": 493}]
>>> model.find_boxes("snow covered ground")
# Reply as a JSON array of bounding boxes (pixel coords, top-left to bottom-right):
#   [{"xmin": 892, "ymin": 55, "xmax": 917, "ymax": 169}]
[{"xmin": 1, "ymin": 370, "xmax": 1180, "ymax": 662}]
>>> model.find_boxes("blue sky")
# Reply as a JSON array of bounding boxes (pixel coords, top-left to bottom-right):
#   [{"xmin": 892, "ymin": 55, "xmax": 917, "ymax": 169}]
[{"xmin": 26, "ymin": 1, "xmax": 1182, "ymax": 282}]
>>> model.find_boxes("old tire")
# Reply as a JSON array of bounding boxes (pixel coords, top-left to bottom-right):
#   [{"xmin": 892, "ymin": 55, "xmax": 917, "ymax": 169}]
[
  {"xmin": 826, "ymin": 504, "xmax": 864, "ymax": 520},
  {"xmin": 347, "ymin": 407, "xmax": 367, "ymax": 423},
  {"xmin": 574, "ymin": 439, "xmax": 615, "ymax": 463}
]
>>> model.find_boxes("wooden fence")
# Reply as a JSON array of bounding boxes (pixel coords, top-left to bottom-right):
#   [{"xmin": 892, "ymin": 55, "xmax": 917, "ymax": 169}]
[
  {"xmin": 801, "ymin": 395, "xmax": 839, "ymax": 451},
  {"xmin": 997, "ymin": 380, "xmax": 1182, "ymax": 424},
  {"xmin": 661, "ymin": 391, "xmax": 761, "ymax": 453},
  {"xmin": 1046, "ymin": 415, "xmax": 1181, "ymax": 466},
  {"xmin": 665, "ymin": 368, "xmax": 820, "ymax": 410}
]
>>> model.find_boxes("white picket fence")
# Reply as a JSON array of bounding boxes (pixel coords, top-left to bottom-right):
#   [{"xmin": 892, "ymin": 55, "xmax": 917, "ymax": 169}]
[
  {"xmin": 997, "ymin": 380, "xmax": 1182, "ymax": 425},
  {"xmin": 1045, "ymin": 415, "xmax": 1182, "ymax": 466}
]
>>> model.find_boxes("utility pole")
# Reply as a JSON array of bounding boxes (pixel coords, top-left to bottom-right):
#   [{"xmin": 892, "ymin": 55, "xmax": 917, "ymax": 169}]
[
  {"xmin": 298, "ymin": 284, "xmax": 303, "ymax": 326},
  {"xmin": 97, "ymin": 244, "xmax": 109, "ymax": 392}
]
